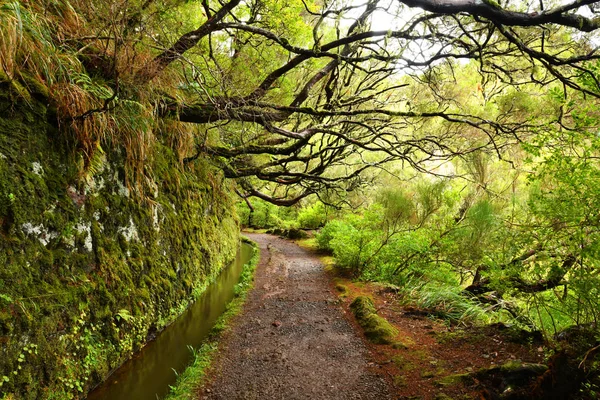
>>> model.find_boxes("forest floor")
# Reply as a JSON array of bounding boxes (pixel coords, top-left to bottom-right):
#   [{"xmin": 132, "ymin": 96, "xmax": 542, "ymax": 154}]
[{"xmin": 197, "ymin": 233, "xmax": 544, "ymax": 400}]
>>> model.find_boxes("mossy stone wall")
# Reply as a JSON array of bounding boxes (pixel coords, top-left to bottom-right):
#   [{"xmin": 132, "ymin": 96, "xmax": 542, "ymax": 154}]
[{"xmin": 0, "ymin": 86, "xmax": 239, "ymax": 399}]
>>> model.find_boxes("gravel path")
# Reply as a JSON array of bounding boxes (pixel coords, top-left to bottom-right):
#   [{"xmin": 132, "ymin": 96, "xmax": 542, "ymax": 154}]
[{"xmin": 199, "ymin": 233, "xmax": 396, "ymax": 400}]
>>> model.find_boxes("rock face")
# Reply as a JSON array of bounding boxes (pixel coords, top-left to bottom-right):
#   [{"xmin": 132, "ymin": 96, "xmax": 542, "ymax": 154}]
[{"xmin": 0, "ymin": 86, "xmax": 239, "ymax": 399}]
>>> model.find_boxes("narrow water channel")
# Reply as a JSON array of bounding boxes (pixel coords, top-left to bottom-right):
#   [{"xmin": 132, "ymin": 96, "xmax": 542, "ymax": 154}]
[{"xmin": 86, "ymin": 243, "xmax": 254, "ymax": 400}]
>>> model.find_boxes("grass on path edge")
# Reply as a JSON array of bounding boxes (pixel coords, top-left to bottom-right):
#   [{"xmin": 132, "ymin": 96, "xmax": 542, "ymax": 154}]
[{"xmin": 163, "ymin": 237, "xmax": 260, "ymax": 400}]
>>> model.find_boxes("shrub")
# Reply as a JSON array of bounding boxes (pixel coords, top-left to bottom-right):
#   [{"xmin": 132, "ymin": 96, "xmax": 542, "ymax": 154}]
[
  {"xmin": 316, "ymin": 220, "xmax": 346, "ymax": 251},
  {"xmin": 330, "ymin": 224, "xmax": 378, "ymax": 275},
  {"xmin": 297, "ymin": 202, "xmax": 327, "ymax": 229}
]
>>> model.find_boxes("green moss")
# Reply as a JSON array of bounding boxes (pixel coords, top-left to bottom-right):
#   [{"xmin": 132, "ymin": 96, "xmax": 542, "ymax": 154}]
[
  {"xmin": 434, "ymin": 373, "xmax": 474, "ymax": 387},
  {"xmin": 335, "ymin": 283, "xmax": 348, "ymax": 295},
  {"xmin": 499, "ymin": 360, "xmax": 529, "ymax": 372},
  {"xmin": 392, "ymin": 341, "xmax": 409, "ymax": 350},
  {"xmin": 18, "ymin": 72, "xmax": 49, "ymax": 98},
  {"xmin": 349, "ymin": 296, "xmax": 398, "ymax": 344},
  {"xmin": 0, "ymin": 93, "xmax": 241, "ymax": 399},
  {"xmin": 474, "ymin": 360, "xmax": 548, "ymax": 388},
  {"xmin": 392, "ymin": 354, "xmax": 415, "ymax": 371},
  {"xmin": 350, "ymin": 295, "xmax": 376, "ymax": 318},
  {"xmin": 393, "ymin": 375, "xmax": 407, "ymax": 387}
]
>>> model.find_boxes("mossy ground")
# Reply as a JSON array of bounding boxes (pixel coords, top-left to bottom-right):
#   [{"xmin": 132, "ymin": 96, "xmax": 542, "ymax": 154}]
[
  {"xmin": 0, "ymin": 90, "xmax": 240, "ymax": 399},
  {"xmin": 350, "ymin": 296, "xmax": 398, "ymax": 344},
  {"xmin": 325, "ymin": 267, "xmax": 545, "ymax": 400},
  {"xmin": 434, "ymin": 373, "xmax": 475, "ymax": 387}
]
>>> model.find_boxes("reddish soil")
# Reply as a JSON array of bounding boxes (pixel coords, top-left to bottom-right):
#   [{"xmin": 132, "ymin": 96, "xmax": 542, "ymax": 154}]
[
  {"xmin": 198, "ymin": 233, "xmax": 544, "ymax": 400},
  {"xmin": 335, "ymin": 280, "xmax": 546, "ymax": 399}
]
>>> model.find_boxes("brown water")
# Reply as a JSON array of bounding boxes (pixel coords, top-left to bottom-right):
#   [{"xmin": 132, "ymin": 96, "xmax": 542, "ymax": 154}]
[{"xmin": 86, "ymin": 243, "xmax": 254, "ymax": 400}]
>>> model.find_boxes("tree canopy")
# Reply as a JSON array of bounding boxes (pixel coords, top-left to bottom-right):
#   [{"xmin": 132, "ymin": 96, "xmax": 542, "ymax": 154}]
[
  {"xmin": 4, "ymin": 0, "xmax": 599, "ymax": 205},
  {"xmin": 151, "ymin": 0, "xmax": 600, "ymax": 205}
]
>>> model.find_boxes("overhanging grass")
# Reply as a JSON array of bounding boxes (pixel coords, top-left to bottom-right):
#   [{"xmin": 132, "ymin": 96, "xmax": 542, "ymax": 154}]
[
  {"xmin": 163, "ymin": 238, "xmax": 260, "ymax": 400},
  {"xmin": 399, "ymin": 280, "xmax": 495, "ymax": 325}
]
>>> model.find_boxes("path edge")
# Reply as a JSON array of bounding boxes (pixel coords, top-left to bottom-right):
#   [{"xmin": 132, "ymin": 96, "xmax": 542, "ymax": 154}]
[{"xmin": 163, "ymin": 236, "xmax": 260, "ymax": 400}]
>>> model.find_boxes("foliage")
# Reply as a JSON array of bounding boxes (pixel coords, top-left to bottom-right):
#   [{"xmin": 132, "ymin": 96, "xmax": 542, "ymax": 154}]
[
  {"xmin": 318, "ymin": 210, "xmax": 383, "ymax": 276},
  {"xmin": 318, "ymin": 133, "xmax": 600, "ymax": 333},
  {"xmin": 296, "ymin": 201, "xmax": 328, "ymax": 229},
  {"xmin": 236, "ymin": 198, "xmax": 297, "ymax": 229},
  {"xmin": 316, "ymin": 220, "xmax": 346, "ymax": 251},
  {"xmin": 402, "ymin": 281, "xmax": 492, "ymax": 324},
  {"xmin": 3, "ymin": 0, "xmax": 600, "ymax": 397}
]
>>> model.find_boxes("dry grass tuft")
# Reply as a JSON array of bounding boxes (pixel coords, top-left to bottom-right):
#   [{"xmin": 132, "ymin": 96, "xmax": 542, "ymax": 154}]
[{"xmin": 0, "ymin": 0, "xmax": 210, "ymax": 201}]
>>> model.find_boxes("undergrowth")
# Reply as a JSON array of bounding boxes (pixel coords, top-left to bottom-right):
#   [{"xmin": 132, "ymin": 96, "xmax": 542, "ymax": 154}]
[
  {"xmin": 0, "ymin": 0, "xmax": 196, "ymax": 199},
  {"xmin": 400, "ymin": 281, "xmax": 494, "ymax": 324}
]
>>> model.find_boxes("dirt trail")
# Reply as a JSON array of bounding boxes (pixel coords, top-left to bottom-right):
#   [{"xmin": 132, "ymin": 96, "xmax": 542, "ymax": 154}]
[{"xmin": 199, "ymin": 233, "xmax": 395, "ymax": 400}]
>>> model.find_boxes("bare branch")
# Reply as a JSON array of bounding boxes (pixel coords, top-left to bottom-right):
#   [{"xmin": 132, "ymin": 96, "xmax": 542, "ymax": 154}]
[{"xmin": 399, "ymin": 0, "xmax": 600, "ymax": 31}]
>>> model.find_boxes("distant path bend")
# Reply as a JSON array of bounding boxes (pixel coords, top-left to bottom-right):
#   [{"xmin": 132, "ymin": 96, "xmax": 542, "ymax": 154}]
[{"xmin": 199, "ymin": 233, "xmax": 395, "ymax": 400}]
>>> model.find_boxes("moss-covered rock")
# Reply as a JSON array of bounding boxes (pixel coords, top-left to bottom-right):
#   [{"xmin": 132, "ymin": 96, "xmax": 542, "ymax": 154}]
[
  {"xmin": 335, "ymin": 283, "xmax": 348, "ymax": 296},
  {"xmin": 434, "ymin": 373, "xmax": 474, "ymax": 387},
  {"xmin": 349, "ymin": 296, "xmax": 398, "ymax": 344},
  {"xmin": 473, "ymin": 360, "xmax": 548, "ymax": 396},
  {"xmin": 0, "ymin": 91, "xmax": 240, "ymax": 399}
]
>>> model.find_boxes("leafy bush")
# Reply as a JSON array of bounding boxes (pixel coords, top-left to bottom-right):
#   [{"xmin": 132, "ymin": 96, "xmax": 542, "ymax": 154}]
[
  {"xmin": 297, "ymin": 202, "xmax": 327, "ymax": 229},
  {"xmin": 316, "ymin": 220, "xmax": 347, "ymax": 251},
  {"xmin": 316, "ymin": 213, "xmax": 382, "ymax": 275},
  {"xmin": 329, "ymin": 222, "xmax": 379, "ymax": 275},
  {"xmin": 236, "ymin": 199, "xmax": 297, "ymax": 229}
]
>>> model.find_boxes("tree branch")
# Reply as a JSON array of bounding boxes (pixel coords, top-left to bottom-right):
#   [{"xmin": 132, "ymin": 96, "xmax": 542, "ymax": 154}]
[
  {"xmin": 137, "ymin": 0, "xmax": 241, "ymax": 83},
  {"xmin": 399, "ymin": 0, "xmax": 600, "ymax": 32}
]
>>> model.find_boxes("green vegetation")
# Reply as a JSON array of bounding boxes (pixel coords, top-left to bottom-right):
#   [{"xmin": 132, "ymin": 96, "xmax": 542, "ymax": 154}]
[
  {"xmin": 2, "ymin": 0, "xmax": 600, "ymax": 398},
  {"xmin": 434, "ymin": 373, "xmax": 474, "ymax": 388},
  {"xmin": 349, "ymin": 296, "xmax": 398, "ymax": 344},
  {"xmin": 237, "ymin": 198, "xmax": 334, "ymax": 231},
  {"xmin": 0, "ymin": 88, "xmax": 240, "ymax": 399},
  {"xmin": 164, "ymin": 239, "xmax": 259, "ymax": 400}
]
